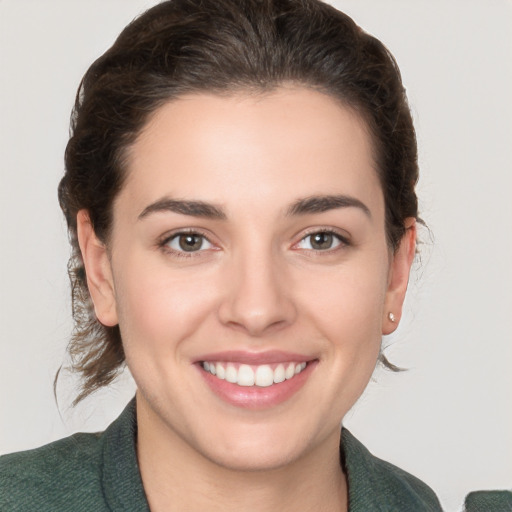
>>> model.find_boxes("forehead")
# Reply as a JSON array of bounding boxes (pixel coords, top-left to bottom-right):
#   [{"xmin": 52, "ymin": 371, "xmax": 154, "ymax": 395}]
[{"xmin": 120, "ymin": 87, "xmax": 383, "ymax": 219}]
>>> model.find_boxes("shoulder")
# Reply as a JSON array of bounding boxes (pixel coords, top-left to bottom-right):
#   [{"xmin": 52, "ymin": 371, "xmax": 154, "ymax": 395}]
[
  {"xmin": 0, "ymin": 432, "xmax": 109, "ymax": 512},
  {"xmin": 463, "ymin": 490, "xmax": 512, "ymax": 512},
  {"xmin": 341, "ymin": 428, "xmax": 442, "ymax": 511},
  {"xmin": 368, "ymin": 454, "xmax": 442, "ymax": 510},
  {"xmin": 0, "ymin": 399, "xmax": 146, "ymax": 512}
]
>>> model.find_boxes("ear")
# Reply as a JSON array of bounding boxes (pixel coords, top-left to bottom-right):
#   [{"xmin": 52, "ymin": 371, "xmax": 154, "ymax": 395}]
[
  {"xmin": 76, "ymin": 209, "xmax": 118, "ymax": 327},
  {"xmin": 382, "ymin": 218, "xmax": 417, "ymax": 335}
]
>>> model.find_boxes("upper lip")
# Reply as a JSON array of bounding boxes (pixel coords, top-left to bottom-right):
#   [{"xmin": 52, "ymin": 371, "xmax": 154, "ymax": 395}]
[{"xmin": 196, "ymin": 350, "xmax": 315, "ymax": 365}]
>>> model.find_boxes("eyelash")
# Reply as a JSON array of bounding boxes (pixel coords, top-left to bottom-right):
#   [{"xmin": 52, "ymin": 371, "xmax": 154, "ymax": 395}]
[
  {"xmin": 293, "ymin": 228, "xmax": 350, "ymax": 253},
  {"xmin": 158, "ymin": 229, "xmax": 215, "ymax": 259},
  {"xmin": 158, "ymin": 228, "xmax": 350, "ymax": 258}
]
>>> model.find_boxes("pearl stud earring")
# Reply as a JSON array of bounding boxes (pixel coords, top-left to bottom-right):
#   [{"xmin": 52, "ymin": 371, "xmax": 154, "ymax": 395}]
[{"xmin": 388, "ymin": 312, "xmax": 396, "ymax": 323}]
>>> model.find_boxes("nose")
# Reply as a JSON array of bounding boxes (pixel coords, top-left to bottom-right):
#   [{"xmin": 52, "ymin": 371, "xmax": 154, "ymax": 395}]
[{"xmin": 217, "ymin": 245, "xmax": 297, "ymax": 337}]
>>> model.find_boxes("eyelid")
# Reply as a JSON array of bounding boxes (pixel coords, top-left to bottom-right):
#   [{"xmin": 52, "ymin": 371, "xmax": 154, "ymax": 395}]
[
  {"xmin": 156, "ymin": 226, "xmax": 351, "ymax": 257},
  {"xmin": 157, "ymin": 228, "xmax": 219, "ymax": 256},
  {"xmin": 292, "ymin": 227, "xmax": 351, "ymax": 251}
]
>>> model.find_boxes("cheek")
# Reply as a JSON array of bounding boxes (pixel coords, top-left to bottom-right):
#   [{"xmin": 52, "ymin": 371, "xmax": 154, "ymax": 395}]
[
  {"xmin": 111, "ymin": 252, "xmax": 221, "ymax": 355},
  {"xmin": 298, "ymin": 258, "xmax": 389, "ymax": 359},
  {"xmin": 305, "ymin": 263, "xmax": 387, "ymax": 324}
]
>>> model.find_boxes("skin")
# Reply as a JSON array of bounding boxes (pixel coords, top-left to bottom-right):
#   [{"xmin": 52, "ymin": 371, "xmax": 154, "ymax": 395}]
[{"xmin": 77, "ymin": 87, "xmax": 416, "ymax": 512}]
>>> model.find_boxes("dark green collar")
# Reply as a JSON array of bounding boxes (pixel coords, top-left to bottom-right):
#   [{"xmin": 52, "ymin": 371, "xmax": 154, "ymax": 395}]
[
  {"xmin": 341, "ymin": 428, "xmax": 441, "ymax": 511},
  {"xmin": 101, "ymin": 399, "xmax": 150, "ymax": 511}
]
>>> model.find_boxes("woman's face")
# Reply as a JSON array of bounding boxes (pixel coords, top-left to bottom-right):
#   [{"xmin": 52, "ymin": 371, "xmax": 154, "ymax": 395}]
[{"xmin": 80, "ymin": 87, "xmax": 415, "ymax": 471}]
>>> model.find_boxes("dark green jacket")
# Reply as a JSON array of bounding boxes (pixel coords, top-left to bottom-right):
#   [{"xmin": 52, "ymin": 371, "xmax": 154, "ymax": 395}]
[{"xmin": 0, "ymin": 399, "xmax": 504, "ymax": 511}]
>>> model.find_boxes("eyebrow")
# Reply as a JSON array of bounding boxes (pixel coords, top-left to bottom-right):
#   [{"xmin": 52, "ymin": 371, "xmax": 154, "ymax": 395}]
[
  {"xmin": 138, "ymin": 198, "xmax": 227, "ymax": 220},
  {"xmin": 286, "ymin": 194, "xmax": 371, "ymax": 218},
  {"xmin": 138, "ymin": 194, "xmax": 371, "ymax": 221}
]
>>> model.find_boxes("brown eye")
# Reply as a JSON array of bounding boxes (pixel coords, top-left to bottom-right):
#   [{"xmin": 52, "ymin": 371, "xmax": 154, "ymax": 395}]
[
  {"xmin": 179, "ymin": 234, "xmax": 203, "ymax": 251},
  {"xmin": 310, "ymin": 232, "xmax": 334, "ymax": 250},
  {"xmin": 165, "ymin": 233, "xmax": 213, "ymax": 253},
  {"xmin": 296, "ymin": 231, "xmax": 345, "ymax": 251}
]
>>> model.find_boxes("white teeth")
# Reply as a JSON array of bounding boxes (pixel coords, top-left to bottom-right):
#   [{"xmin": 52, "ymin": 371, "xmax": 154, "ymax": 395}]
[
  {"xmin": 225, "ymin": 364, "xmax": 238, "ymax": 383},
  {"xmin": 273, "ymin": 364, "xmax": 286, "ymax": 384},
  {"xmin": 255, "ymin": 365, "xmax": 274, "ymax": 387},
  {"xmin": 238, "ymin": 365, "xmax": 255, "ymax": 386},
  {"xmin": 285, "ymin": 363, "xmax": 296, "ymax": 380},
  {"xmin": 202, "ymin": 361, "xmax": 308, "ymax": 387},
  {"xmin": 216, "ymin": 362, "xmax": 225, "ymax": 379},
  {"xmin": 295, "ymin": 362, "xmax": 306, "ymax": 374}
]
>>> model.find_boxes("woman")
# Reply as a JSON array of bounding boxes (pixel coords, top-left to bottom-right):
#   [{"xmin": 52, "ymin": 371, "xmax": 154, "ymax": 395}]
[{"xmin": 0, "ymin": 1, "xmax": 510, "ymax": 510}]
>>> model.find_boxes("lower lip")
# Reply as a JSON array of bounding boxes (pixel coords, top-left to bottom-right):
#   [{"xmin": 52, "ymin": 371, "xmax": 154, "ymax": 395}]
[{"xmin": 197, "ymin": 361, "xmax": 317, "ymax": 410}]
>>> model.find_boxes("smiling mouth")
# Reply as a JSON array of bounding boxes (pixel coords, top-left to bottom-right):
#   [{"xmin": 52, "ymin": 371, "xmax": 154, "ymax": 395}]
[{"xmin": 201, "ymin": 361, "xmax": 308, "ymax": 387}]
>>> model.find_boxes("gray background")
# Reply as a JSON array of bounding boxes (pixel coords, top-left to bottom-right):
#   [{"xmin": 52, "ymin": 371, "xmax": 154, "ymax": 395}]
[{"xmin": 1, "ymin": 1, "xmax": 511, "ymax": 510}]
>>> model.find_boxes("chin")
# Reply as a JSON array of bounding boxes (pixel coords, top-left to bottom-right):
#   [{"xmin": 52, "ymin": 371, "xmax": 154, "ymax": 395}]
[
  {"xmin": 192, "ymin": 418, "xmax": 332, "ymax": 473},
  {"xmin": 202, "ymin": 442, "xmax": 302, "ymax": 473}
]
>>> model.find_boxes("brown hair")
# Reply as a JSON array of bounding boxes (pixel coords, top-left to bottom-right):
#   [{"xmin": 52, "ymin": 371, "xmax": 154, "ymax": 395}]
[{"xmin": 58, "ymin": 0, "xmax": 419, "ymax": 404}]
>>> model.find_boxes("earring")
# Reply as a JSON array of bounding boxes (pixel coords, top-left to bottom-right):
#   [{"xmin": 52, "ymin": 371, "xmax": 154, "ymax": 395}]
[{"xmin": 388, "ymin": 312, "xmax": 396, "ymax": 323}]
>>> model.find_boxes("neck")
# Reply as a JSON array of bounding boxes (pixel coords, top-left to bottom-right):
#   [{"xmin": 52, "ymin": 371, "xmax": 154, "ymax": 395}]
[{"xmin": 136, "ymin": 396, "xmax": 348, "ymax": 512}]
